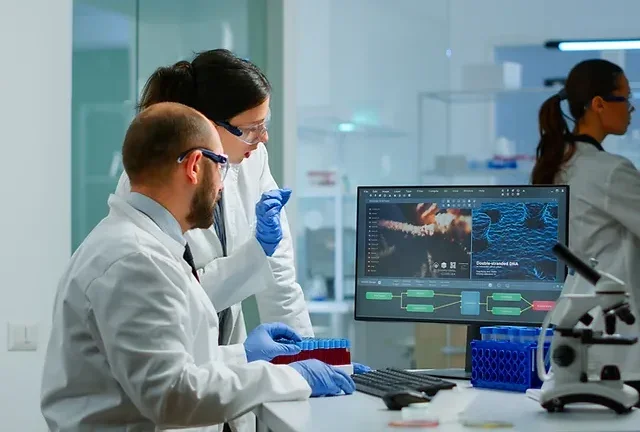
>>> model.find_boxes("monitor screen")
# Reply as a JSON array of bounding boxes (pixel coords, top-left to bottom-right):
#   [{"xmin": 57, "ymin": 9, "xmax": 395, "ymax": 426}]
[{"xmin": 354, "ymin": 185, "xmax": 569, "ymax": 325}]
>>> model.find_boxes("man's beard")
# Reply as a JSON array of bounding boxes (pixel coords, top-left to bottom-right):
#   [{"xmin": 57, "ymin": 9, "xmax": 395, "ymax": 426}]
[{"xmin": 186, "ymin": 167, "xmax": 218, "ymax": 230}]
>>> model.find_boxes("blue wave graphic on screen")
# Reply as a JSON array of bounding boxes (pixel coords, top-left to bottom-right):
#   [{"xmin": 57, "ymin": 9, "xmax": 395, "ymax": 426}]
[{"xmin": 472, "ymin": 202, "xmax": 558, "ymax": 281}]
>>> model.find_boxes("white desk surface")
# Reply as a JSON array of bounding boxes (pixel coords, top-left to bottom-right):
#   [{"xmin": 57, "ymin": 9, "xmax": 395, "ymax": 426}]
[{"xmin": 255, "ymin": 380, "xmax": 640, "ymax": 432}]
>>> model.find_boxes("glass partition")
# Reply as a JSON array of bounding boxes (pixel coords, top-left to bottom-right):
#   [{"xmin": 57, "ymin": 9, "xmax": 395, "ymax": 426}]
[{"xmin": 72, "ymin": 0, "xmax": 259, "ymax": 249}]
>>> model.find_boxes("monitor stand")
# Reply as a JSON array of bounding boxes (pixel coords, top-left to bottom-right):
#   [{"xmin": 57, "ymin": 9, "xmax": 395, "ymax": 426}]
[{"xmin": 420, "ymin": 325, "xmax": 481, "ymax": 381}]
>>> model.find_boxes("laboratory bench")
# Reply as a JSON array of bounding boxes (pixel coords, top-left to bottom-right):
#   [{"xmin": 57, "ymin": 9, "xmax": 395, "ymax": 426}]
[{"xmin": 254, "ymin": 377, "xmax": 640, "ymax": 432}]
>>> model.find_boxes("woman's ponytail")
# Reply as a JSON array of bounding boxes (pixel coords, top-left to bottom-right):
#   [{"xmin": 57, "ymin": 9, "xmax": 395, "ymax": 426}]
[
  {"xmin": 137, "ymin": 60, "xmax": 198, "ymax": 112},
  {"xmin": 530, "ymin": 93, "xmax": 573, "ymax": 185}
]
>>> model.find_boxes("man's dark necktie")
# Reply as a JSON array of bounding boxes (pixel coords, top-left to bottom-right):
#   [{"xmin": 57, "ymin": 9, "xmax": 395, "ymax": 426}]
[
  {"xmin": 214, "ymin": 193, "xmax": 227, "ymax": 256},
  {"xmin": 213, "ymin": 195, "xmax": 230, "ymax": 345},
  {"xmin": 183, "ymin": 236, "xmax": 228, "ymax": 346},
  {"xmin": 183, "ymin": 243, "xmax": 200, "ymax": 282}
]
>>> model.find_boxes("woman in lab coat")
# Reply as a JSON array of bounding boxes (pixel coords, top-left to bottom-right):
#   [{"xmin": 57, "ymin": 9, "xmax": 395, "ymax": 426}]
[
  {"xmin": 531, "ymin": 59, "xmax": 640, "ymax": 393},
  {"xmin": 116, "ymin": 50, "xmax": 313, "ymax": 348}
]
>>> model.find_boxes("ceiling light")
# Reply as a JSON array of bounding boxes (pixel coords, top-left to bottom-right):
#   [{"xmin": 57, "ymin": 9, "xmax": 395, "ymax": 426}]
[{"xmin": 545, "ymin": 39, "xmax": 640, "ymax": 51}]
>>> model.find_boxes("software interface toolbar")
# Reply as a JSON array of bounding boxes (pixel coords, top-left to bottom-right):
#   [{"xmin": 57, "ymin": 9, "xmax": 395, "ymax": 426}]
[{"xmin": 354, "ymin": 186, "xmax": 569, "ymax": 324}]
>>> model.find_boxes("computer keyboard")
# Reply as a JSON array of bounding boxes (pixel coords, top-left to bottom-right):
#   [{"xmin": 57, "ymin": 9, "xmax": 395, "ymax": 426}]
[{"xmin": 352, "ymin": 368, "xmax": 456, "ymax": 398}]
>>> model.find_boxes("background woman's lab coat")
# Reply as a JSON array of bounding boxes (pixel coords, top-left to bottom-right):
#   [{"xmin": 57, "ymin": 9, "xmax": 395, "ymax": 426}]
[
  {"xmin": 41, "ymin": 194, "xmax": 311, "ymax": 432},
  {"xmin": 556, "ymin": 140, "xmax": 640, "ymax": 381},
  {"xmin": 116, "ymin": 143, "xmax": 314, "ymax": 347}
]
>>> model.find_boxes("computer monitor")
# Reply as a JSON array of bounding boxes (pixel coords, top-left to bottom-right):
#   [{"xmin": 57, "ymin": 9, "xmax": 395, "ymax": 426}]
[{"xmin": 354, "ymin": 185, "xmax": 569, "ymax": 379}]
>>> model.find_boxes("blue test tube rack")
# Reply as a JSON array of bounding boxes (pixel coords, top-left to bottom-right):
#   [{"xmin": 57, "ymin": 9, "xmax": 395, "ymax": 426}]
[{"xmin": 471, "ymin": 326, "xmax": 551, "ymax": 392}]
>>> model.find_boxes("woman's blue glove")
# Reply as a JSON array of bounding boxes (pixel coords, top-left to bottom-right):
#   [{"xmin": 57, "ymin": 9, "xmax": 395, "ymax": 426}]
[
  {"xmin": 290, "ymin": 359, "xmax": 356, "ymax": 397},
  {"xmin": 255, "ymin": 188, "xmax": 292, "ymax": 256},
  {"xmin": 352, "ymin": 362, "xmax": 372, "ymax": 374},
  {"xmin": 244, "ymin": 322, "xmax": 302, "ymax": 362}
]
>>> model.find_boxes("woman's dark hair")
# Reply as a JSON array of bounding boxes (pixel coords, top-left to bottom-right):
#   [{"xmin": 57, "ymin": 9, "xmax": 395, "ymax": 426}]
[
  {"xmin": 138, "ymin": 49, "xmax": 271, "ymax": 122},
  {"xmin": 531, "ymin": 59, "xmax": 623, "ymax": 184}
]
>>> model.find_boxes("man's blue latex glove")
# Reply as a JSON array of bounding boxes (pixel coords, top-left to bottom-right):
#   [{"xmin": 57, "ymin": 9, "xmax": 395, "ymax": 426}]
[
  {"xmin": 244, "ymin": 322, "xmax": 302, "ymax": 362},
  {"xmin": 290, "ymin": 359, "xmax": 356, "ymax": 397},
  {"xmin": 352, "ymin": 362, "xmax": 372, "ymax": 374},
  {"xmin": 255, "ymin": 188, "xmax": 292, "ymax": 256}
]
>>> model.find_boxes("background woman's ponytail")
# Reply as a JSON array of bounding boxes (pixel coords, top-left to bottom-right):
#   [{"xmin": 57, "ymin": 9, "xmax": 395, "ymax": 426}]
[{"xmin": 530, "ymin": 93, "xmax": 571, "ymax": 184}]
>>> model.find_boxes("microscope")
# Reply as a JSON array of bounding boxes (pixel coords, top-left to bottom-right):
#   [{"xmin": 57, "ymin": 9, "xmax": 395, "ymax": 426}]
[{"xmin": 538, "ymin": 243, "xmax": 639, "ymax": 414}]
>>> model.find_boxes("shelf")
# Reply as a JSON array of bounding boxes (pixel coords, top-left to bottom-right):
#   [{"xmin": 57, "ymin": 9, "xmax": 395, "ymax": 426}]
[
  {"xmin": 298, "ymin": 186, "xmax": 356, "ymax": 199},
  {"xmin": 297, "ymin": 114, "xmax": 405, "ymax": 139},
  {"xmin": 307, "ymin": 300, "xmax": 353, "ymax": 314},
  {"xmin": 420, "ymin": 83, "xmax": 640, "ymax": 104},
  {"xmin": 298, "ymin": 186, "xmax": 338, "ymax": 198},
  {"xmin": 422, "ymin": 167, "xmax": 531, "ymax": 178},
  {"xmin": 441, "ymin": 346, "xmax": 466, "ymax": 356},
  {"xmin": 298, "ymin": 193, "xmax": 357, "ymax": 199},
  {"xmin": 419, "ymin": 87, "xmax": 558, "ymax": 104}
]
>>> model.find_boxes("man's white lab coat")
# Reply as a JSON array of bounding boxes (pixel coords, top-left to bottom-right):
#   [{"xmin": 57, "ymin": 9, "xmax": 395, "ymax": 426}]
[
  {"xmin": 40, "ymin": 194, "xmax": 311, "ymax": 431},
  {"xmin": 115, "ymin": 143, "xmax": 313, "ymax": 349}
]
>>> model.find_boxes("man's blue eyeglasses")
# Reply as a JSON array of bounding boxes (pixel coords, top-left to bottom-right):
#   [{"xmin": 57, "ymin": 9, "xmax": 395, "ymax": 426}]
[{"xmin": 177, "ymin": 147, "xmax": 229, "ymax": 180}]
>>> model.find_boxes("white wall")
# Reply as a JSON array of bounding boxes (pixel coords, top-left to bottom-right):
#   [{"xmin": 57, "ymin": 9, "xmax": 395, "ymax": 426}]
[{"xmin": 0, "ymin": 1, "xmax": 72, "ymax": 430}]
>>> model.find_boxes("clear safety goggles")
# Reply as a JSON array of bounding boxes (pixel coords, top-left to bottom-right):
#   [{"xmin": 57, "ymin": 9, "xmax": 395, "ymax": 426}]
[
  {"xmin": 602, "ymin": 95, "xmax": 635, "ymax": 113},
  {"xmin": 215, "ymin": 110, "xmax": 270, "ymax": 145},
  {"xmin": 177, "ymin": 147, "xmax": 229, "ymax": 180}
]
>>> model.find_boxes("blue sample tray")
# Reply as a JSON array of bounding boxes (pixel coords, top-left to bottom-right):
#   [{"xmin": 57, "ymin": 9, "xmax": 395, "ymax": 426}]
[{"xmin": 470, "ymin": 339, "xmax": 550, "ymax": 392}]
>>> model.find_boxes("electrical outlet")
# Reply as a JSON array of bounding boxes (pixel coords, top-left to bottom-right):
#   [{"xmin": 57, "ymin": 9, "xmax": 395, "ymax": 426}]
[{"xmin": 7, "ymin": 323, "xmax": 38, "ymax": 351}]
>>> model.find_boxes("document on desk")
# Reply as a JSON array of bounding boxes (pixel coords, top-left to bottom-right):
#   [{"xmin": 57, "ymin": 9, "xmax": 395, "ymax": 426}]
[
  {"xmin": 458, "ymin": 390, "xmax": 533, "ymax": 426},
  {"xmin": 427, "ymin": 387, "xmax": 477, "ymax": 422},
  {"xmin": 526, "ymin": 388, "xmax": 541, "ymax": 402}
]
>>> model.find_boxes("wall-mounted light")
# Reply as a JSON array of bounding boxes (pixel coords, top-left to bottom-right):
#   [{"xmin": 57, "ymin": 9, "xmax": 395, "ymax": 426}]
[{"xmin": 545, "ymin": 39, "xmax": 640, "ymax": 51}]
